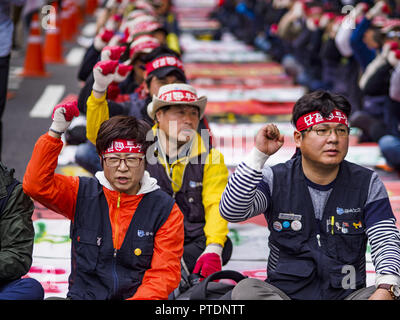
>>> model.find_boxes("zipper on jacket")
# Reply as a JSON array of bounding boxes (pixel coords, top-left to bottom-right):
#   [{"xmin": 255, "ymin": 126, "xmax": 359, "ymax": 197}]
[
  {"xmin": 112, "ymin": 248, "xmax": 118, "ymax": 297},
  {"xmin": 114, "ymin": 193, "xmax": 121, "ymax": 249},
  {"xmin": 314, "ymin": 217, "xmax": 327, "ymax": 298},
  {"xmin": 112, "ymin": 193, "xmax": 121, "ymax": 297}
]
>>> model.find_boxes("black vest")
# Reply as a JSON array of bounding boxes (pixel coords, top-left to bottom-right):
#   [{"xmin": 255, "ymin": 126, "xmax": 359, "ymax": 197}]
[
  {"xmin": 265, "ymin": 157, "xmax": 371, "ymax": 300},
  {"xmin": 68, "ymin": 177, "xmax": 174, "ymax": 300},
  {"xmin": 147, "ymin": 154, "xmax": 207, "ymax": 244}
]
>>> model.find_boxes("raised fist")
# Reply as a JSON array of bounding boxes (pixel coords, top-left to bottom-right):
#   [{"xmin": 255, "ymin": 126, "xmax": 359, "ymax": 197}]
[
  {"xmin": 100, "ymin": 45, "xmax": 126, "ymax": 61},
  {"xmin": 93, "ymin": 29, "xmax": 115, "ymax": 51},
  {"xmin": 92, "ymin": 60, "xmax": 119, "ymax": 93},
  {"xmin": 50, "ymin": 101, "xmax": 80, "ymax": 134},
  {"xmin": 255, "ymin": 123, "xmax": 284, "ymax": 156},
  {"xmin": 366, "ymin": 1, "xmax": 389, "ymax": 20},
  {"xmin": 113, "ymin": 63, "xmax": 133, "ymax": 83},
  {"xmin": 388, "ymin": 49, "xmax": 400, "ymax": 67}
]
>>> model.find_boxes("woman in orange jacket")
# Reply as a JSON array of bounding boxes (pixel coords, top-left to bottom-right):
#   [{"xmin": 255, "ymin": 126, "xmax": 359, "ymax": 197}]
[{"xmin": 23, "ymin": 102, "xmax": 184, "ymax": 300}]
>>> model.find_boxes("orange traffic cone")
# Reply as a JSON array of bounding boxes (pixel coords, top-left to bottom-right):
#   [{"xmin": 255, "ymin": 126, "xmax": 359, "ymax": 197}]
[
  {"xmin": 68, "ymin": 1, "xmax": 79, "ymax": 38},
  {"xmin": 43, "ymin": 3, "xmax": 64, "ymax": 63},
  {"xmin": 20, "ymin": 13, "xmax": 49, "ymax": 77},
  {"xmin": 61, "ymin": 3, "xmax": 73, "ymax": 41}
]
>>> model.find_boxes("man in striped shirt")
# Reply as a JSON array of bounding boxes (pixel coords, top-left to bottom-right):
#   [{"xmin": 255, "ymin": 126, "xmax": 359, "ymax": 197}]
[{"xmin": 220, "ymin": 90, "xmax": 400, "ymax": 300}]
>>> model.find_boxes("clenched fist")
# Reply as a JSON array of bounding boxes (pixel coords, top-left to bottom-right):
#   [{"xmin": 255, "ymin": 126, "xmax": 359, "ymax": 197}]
[
  {"xmin": 49, "ymin": 101, "xmax": 80, "ymax": 135},
  {"xmin": 255, "ymin": 124, "xmax": 285, "ymax": 156}
]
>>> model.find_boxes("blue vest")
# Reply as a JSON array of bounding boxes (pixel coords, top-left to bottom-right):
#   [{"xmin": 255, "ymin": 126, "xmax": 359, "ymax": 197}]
[
  {"xmin": 147, "ymin": 154, "xmax": 207, "ymax": 244},
  {"xmin": 68, "ymin": 177, "xmax": 174, "ymax": 300},
  {"xmin": 265, "ymin": 158, "xmax": 371, "ymax": 300}
]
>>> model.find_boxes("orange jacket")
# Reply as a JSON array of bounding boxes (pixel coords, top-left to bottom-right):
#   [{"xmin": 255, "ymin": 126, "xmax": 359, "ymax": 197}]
[{"xmin": 23, "ymin": 133, "xmax": 184, "ymax": 299}]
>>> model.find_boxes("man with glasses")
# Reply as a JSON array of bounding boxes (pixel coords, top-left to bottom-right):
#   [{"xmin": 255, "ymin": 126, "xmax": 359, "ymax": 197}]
[
  {"xmin": 23, "ymin": 102, "xmax": 184, "ymax": 300},
  {"xmin": 220, "ymin": 90, "xmax": 400, "ymax": 300},
  {"xmin": 77, "ymin": 46, "xmax": 186, "ymax": 176},
  {"xmin": 145, "ymin": 83, "xmax": 232, "ymax": 284},
  {"xmin": 88, "ymin": 82, "xmax": 232, "ymax": 288}
]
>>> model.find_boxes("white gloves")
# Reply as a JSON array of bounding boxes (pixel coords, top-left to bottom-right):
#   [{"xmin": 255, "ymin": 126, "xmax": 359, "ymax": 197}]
[
  {"xmin": 50, "ymin": 101, "xmax": 80, "ymax": 134},
  {"xmin": 93, "ymin": 28, "xmax": 115, "ymax": 51},
  {"xmin": 92, "ymin": 60, "xmax": 133, "ymax": 93},
  {"xmin": 100, "ymin": 45, "xmax": 126, "ymax": 61},
  {"xmin": 366, "ymin": 1, "xmax": 389, "ymax": 20},
  {"xmin": 113, "ymin": 63, "xmax": 133, "ymax": 83},
  {"xmin": 92, "ymin": 60, "xmax": 119, "ymax": 93},
  {"xmin": 388, "ymin": 50, "xmax": 400, "ymax": 68}
]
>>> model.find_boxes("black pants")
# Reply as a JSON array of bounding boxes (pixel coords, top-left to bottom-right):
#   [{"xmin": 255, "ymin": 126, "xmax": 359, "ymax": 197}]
[
  {"xmin": 0, "ymin": 54, "xmax": 11, "ymax": 160},
  {"xmin": 183, "ymin": 235, "xmax": 233, "ymax": 273}
]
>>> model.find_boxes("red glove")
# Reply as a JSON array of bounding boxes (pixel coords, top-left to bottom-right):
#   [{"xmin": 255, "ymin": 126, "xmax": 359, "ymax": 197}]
[
  {"xmin": 107, "ymin": 83, "xmax": 121, "ymax": 101},
  {"xmin": 101, "ymin": 46, "xmax": 126, "ymax": 61},
  {"xmin": 388, "ymin": 49, "xmax": 400, "ymax": 68},
  {"xmin": 366, "ymin": 1, "xmax": 389, "ymax": 19},
  {"xmin": 92, "ymin": 60, "xmax": 119, "ymax": 93},
  {"xmin": 113, "ymin": 63, "xmax": 133, "ymax": 83},
  {"xmin": 193, "ymin": 244, "xmax": 223, "ymax": 280},
  {"xmin": 106, "ymin": 64, "xmax": 133, "ymax": 99},
  {"xmin": 50, "ymin": 101, "xmax": 80, "ymax": 134},
  {"xmin": 93, "ymin": 29, "xmax": 114, "ymax": 51}
]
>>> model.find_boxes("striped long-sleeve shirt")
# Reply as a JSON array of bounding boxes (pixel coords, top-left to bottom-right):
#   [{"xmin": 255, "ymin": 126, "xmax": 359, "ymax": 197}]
[{"xmin": 220, "ymin": 147, "xmax": 400, "ymax": 287}]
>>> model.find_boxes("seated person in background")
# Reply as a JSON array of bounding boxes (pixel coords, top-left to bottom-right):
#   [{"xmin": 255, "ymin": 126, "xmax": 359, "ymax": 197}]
[
  {"xmin": 378, "ymin": 49, "xmax": 400, "ymax": 172},
  {"xmin": 23, "ymin": 102, "xmax": 184, "ymax": 300},
  {"xmin": 87, "ymin": 82, "xmax": 232, "ymax": 282},
  {"xmin": 76, "ymin": 46, "xmax": 185, "ymax": 175},
  {"xmin": 0, "ymin": 162, "xmax": 44, "ymax": 300}
]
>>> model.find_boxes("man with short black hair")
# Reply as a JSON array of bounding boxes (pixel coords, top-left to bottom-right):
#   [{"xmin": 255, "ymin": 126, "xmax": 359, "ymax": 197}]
[{"xmin": 220, "ymin": 90, "xmax": 400, "ymax": 300}]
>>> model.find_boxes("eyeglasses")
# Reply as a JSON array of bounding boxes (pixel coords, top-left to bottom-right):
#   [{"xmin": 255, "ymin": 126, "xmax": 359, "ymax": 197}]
[
  {"xmin": 103, "ymin": 155, "xmax": 145, "ymax": 168},
  {"xmin": 309, "ymin": 127, "xmax": 350, "ymax": 137}
]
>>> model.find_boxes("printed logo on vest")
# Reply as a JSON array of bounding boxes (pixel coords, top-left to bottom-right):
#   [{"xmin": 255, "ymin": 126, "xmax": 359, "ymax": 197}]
[
  {"xmin": 336, "ymin": 207, "xmax": 361, "ymax": 215},
  {"xmin": 137, "ymin": 229, "xmax": 154, "ymax": 237},
  {"xmin": 189, "ymin": 181, "xmax": 203, "ymax": 188}
]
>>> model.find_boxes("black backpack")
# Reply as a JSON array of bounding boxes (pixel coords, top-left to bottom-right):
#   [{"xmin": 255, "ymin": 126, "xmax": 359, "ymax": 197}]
[{"xmin": 175, "ymin": 270, "xmax": 247, "ymax": 300}]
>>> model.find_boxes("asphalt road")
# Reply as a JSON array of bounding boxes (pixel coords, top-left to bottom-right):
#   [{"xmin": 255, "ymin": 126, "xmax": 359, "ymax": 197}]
[{"xmin": 3, "ymin": 27, "xmax": 88, "ymax": 181}]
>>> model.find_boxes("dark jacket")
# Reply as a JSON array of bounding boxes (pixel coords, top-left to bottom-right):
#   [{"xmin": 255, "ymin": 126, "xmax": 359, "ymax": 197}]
[
  {"xmin": 265, "ymin": 157, "xmax": 371, "ymax": 300},
  {"xmin": 68, "ymin": 177, "xmax": 175, "ymax": 300},
  {"xmin": 147, "ymin": 154, "xmax": 206, "ymax": 244}
]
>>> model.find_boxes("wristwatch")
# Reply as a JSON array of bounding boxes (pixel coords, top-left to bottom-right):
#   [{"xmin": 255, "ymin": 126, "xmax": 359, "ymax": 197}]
[{"xmin": 377, "ymin": 284, "xmax": 400, "ymax": 300}]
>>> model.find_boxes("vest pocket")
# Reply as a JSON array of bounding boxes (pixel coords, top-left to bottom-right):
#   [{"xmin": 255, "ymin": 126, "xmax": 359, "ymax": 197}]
[
  {"xmin": 75, "ymin": 228, "xmax": 100, "ymax": 272},
  {"xmin": 268, "ymin": 258, "xmax": 315, "ymax": 295},
  {"xmin": 326, "ymin": 218, "xmax": 365, "ymax": 264},
  {"xmin": 329, "ymin": 264, "xmax": 365, "ymax": 290},
  {"xmin": 272, "ymin": 228, "xmax": 306, "ymax": 254},
  {"xmin": 121, "ymin": 240, "xmax": 154, "ymax": 270},
  {"xmin": 185, "ymin": 190, "xmax": 205, "ymax": 223}
]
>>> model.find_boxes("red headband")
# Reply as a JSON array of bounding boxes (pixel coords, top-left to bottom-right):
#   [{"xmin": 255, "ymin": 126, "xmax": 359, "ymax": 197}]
[
  {"xmin": 296, "ymin": 109, "xmax": 349, "ymax": 132},
  {"xmin": 102, "ymin": 139, "xmax": 144, "ymax": 155},
  {"xmin": 158, "ymin": 90, "xmax": 198, "ymax": 103},
  {"xmin": 145, "ymin": 56, "xmax": 184, "ymax": 75},
  {"xmin": 130, "ymin": 40, "xmax": 159, "ymax": 58}
]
